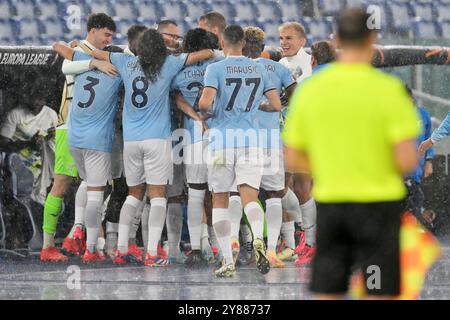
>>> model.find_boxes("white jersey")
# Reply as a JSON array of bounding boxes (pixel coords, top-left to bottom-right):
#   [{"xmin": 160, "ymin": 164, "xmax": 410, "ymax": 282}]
[
  {"xmin": 0, "ymin": 106, "xmax": 57, "ymax": 141},
  {"xmin": 279, "ymin": 47, "xmax": 312, "ymax": 84}
]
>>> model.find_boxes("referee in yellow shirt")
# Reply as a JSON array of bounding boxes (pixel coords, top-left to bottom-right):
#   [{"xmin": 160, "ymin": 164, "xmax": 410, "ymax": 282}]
[{"xmin": 283, "ymin": 8, "xmax": 420, "ymax": 299}]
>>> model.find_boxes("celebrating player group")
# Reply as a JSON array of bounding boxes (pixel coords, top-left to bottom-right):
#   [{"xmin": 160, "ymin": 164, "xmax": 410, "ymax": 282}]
[{"xmin": 41, "ymin": 10, "xmax": 323, "ymax": 278}]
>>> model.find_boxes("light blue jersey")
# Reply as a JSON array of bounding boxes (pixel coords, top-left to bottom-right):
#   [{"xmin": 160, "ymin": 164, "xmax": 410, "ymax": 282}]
[
  {"xmin": 109, "ymin": 52, "xmax": 188, "ymax": 141},
  {"xmin": 203, "ymin": 56, "xmax": 275, "ymax": 150},
  {"xmin": 70, "ymin": 52, "xmax": 122, "ymax": 152},
  {"xmin": 172, "ymin": 56, "xmax": 223, "ymax": 144},
  {"xmin": 431, "ymin": 111, "xmax": 450, "ymax": 143},
  {"xmin": 255, "ymin": 57, "xmax": 295, "ymax": 149}
]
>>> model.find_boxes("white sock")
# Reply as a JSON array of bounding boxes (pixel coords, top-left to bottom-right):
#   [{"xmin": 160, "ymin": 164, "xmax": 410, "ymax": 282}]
[
  {"xmin": 166, "ymin": 202, "xmax": 183, "ymax": 258},
  {"xmin": 244, "ymin": 201, "xmax": 264, "ymax": 240},
  {"xmin": 97, "ymin": 237, "xmax": 105, "ymax": 251},
  {"xmin": 282, "ymin": 188, "xmax": 302, "ymax": 225},
  {"xmin": 212, "ymin": 208, "xmax": 233, "ymax": 265},
  {"xmin": 301, "ymin": 198, "xmax": 317, "ymax": 247},
  {"xmin": 200, "ymin": 223, "xmax": 210, "ymax": 251},
  {"xmin": 187, "ymin": 188, "xmax": 205, "ymax": 250},
  {"xmin": 68, "ymin": 181, "xmax": 88, "ymax": 238},
  {"xmin": 241, "ymin": 223, "xmax": 253, "ymax": 253},
  {"xmin": 129, "ymin": 200, "xmax": 144, "ymax": 244},
  {"xmin": 229, "ymin": 195, "xmax": 243, "ymax": 241},
  {"xmin": 141, "ymin": 202, "xmax": 150, "ymax": 252},
  {"xmin": 43, "ymin": 232, "xmax": 55, "ymax": 248},
  {"xmin": 85, "ymin": 191, "xmax": 104, "ymax": 253},
  {"xmin": 208, "ymin": 225, "xmax": 220, "ymax": 250},
  {"xmin": 281, "ymin": 221, "xmax": 295, "ymax": 249},
  {"xmin": 118, "ymin": 195, "xmax": 141, "ymax": 253},
  {"xmin": 147, "ymin": 198, "xmax": 167, "ymax": 256},
  {"xmin": 106, "ymin": 221, "xmax": 118, "ymax": 253},
  {"xmin": 265, "ymin": 198, "xmax": 282, "ymax": 252}
]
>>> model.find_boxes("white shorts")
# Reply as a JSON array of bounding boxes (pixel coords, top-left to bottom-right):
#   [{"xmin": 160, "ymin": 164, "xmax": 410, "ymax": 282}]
[
  {"xmin": 123, "ymin": 138, "xmax": 173, "ymax": 187},
  {"xmin": 70, "ymin": 147, "xmax": 111, "ymax": 187},
  {"xmin": 207, "ymin": 147, "xmax": 263, "ymax": 193},
  {"xmin": 184, "ymin": 140, "xmax": 208, "ymax": 184},
  {"xmin": 167, "ymin": 163, "xmax": 185, "ymax": 198},
  {"xmin": 260, "ymin": 148, "xmax": 285, "ymax": 192}
]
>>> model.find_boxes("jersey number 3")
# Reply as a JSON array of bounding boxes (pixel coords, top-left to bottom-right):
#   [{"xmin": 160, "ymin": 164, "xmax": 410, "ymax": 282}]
[{"xmin": 78, "ymin": 76, "xmax": 99, "ymax": 108}]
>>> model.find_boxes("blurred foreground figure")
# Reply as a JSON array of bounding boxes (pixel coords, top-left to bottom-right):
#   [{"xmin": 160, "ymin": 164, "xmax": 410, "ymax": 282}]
[{"xmin": 283, "ymin": 8, "xmax": 420, "ymax": 299}]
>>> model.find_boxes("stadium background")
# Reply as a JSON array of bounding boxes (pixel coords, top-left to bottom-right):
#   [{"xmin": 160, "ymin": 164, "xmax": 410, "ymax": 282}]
[{"xmin": 0, "ymin": 0, "xmax": 449, "ymax": 250}]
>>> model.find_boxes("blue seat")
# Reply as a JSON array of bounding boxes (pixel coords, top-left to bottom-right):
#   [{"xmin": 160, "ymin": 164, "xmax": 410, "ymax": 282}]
[
  {"xmin": 0, "ymin": 18, "xmax": 15, "ymax": 38},
  {"xmin": 15, "ymin": 17, "xmax": 42, "ymax": 37},
  {"xmin": 184, "ymin": 0, "xmax": 212, "ymax": 21},
  {"xmin": 63, "ymin": 17, "xmax": 87, "ymax": 40},
  {"xmin": 208, "ymin": 1, "xmax": 236, "ymax": 20},
  {"xmin": 114, "ymin": 18, "xmax": 133, "ymax": 39},
  {"xmin": 235, "ymin": 1, "xmax": 259, "ymax": 20},
  {"xmin": 260, "ymin": 19, "xmax": 283, "ymax": 38},
  {"xmin": 411, "ymin": 1, "xmax": 436, "ymax": 21},
  {"xmin": 13, "ymin": 0, "xmax": 37, "ymax": 19},
  {"xmin": 36, "ymin": 0, "xmax": 58, "ymax": 19},
  {"xmin": 159, "ymin": 1, "xmax": 188, "ymax": 21},
  {"xmin": 257, "ymin": 0, "xmax": 282, "ymax": 20},
  {"xmin": 38, "ymin": 34, "xmax": 59, "ymax": 45},
  {"xmin": 87, "ymin": 0, "xmax": 115, "ymax": 16},
  {"xmin": 412, "ymin": 21, "xmax": 442, "ymax": 38},
  {"xmin": 0, "ymin": 0, "xmax": 13, "ymax": 19},
  {"xmin": 136, "ymin": 0, "xmax": 162, "ymax": 21},
  {"xmin": 264, "ymin": 36, "xmax": 278, "ymax": 47},
  {"xmin": 0, "ymin": 36, "xmax": 15, "ymax": 45},
  {"xmin": 436, "ymin": 3, "xmax": 450, "ymax": 21},
  {"xmin": 278, "ymin": 0, "xmax": 301, "ymax": 21},
  {"xmin": 440, "ymin": 20, "xmax": 450, "ymax": 37},
  {"xmin": 58, "ymin": 1, "xmax": 88, "ymax": 25},
  {"xmin": 318, "ymin": 0, "xmax": 345, "ymax": 16},
  {"xmin": 40, "ymin": 17, "xmax": 65, "ymax": 37},
  {"xmin": 386, "ymin": 2, "xmax": 412, "ymax": 34},
  {"xmin": 303, "ymin": 18, "xmax": 333, "ymax": 40},
  {"xmin": 113, "ymin": 0, "xmax": 137, "ymax": 20}
]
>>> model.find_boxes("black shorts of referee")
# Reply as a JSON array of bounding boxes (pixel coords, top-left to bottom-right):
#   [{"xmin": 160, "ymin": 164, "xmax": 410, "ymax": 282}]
[{"xmin": 310, "ymin": 201, "xmax": 403, "ymax": 296}]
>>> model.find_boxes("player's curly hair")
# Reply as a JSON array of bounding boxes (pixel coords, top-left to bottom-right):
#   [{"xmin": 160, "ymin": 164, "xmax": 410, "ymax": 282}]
[
  {"xmin": 243, "ymin": 26, "xmax": 265, "ymax": 58},
  {"xmin": 183, "ymin": 28, "xmax": 219, "ymax": 53},
  {"xmin": 137, "ymin": 29, "xmax": 168, "ymax": 83}
]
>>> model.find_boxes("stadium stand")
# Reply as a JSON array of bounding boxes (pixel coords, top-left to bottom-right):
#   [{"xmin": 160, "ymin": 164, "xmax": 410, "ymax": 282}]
[{"xmin": 0, "ymin": 0, "xmax": 448, "ymax": 45}]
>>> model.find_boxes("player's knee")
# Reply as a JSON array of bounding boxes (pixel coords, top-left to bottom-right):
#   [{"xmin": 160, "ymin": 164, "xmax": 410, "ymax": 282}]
[
  {"xmin": 50, "ymin": 174, "xmax": 73, "ymax": 197},
  {"xmin": 266, "ymin": 190, "xmax": 284, "ymax": 199}
]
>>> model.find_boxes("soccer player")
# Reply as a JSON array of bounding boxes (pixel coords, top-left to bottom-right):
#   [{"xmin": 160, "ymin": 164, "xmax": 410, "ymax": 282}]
[
  {"xmin": 40, "ymin": 13, "xmax": 116, "ymax": 262},
  {"xmin": 198, "ymin": 11, "xmax": 227, "ymax": 48},
  {"xmin": 157, "ymin": 20, "xmax": 184, "ymax": 53},
  {"xmin": 278, "ymin": 22, "xmax": 312, "ymax": 83},
  {"xmin": 277, "ymin": 21, "xmax": 318, "ymax": 266},
  {"xmin": 199, "ymin": 25, "xmax": 282, "ymax": 277},
  {"xmin": 242, "ymin": 26, "xmax": 297, "ymax": 268},
  {"xmin": 81, "ymin": 29, "xmax": 215, "ymax": 266},
  {"xmin": 172, "ymin": 28, "xmax": 222, "ymax": 268},
  {"xmin": 419, "ymin": 112, "xmax": 450, "ymax": 156},
  {"xmin": 52, "ymin": 41, "xmax": 123, "ymax": 263},
  {"xmin": 283, "ymin": 8, "xmax": 420, "ymax": 299}
]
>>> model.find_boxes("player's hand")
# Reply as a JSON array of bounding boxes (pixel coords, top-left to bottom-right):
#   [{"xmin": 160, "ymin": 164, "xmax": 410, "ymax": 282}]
[
  {"xmin": 68, "ymin": 40, "xmax": 79, "ymax": 48},
  {"xmin": 92, "ymin": 60, "xmax": 118, "ymax": 76},
  {"xmin": 423, "ymin": 160, "xmax": 433, "ymax": 179},
  {"xmin": 418, "ymin": 139, "xmax": 433, "ymax": 157},
  {"xmin": 202, "ymin": 121, "xmax": 209, "ymax": 134}
]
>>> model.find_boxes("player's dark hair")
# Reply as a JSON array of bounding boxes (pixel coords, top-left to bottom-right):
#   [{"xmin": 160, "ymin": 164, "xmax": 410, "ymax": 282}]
[
  {"xmin": 157, "ymin": 19, "xmax": 178, "ymax": 30},
  {"xmin": 127, "ymin": 24, "xmax": 148, "ymax": 55},
  {"xmin": 137, "ymin": 29, "xmax": 168, "ymax": 84},
  {"xmin": 87, "ymin": 13, "xmax": 116, "ymax": 32},
  {"xmin": 311, "ymin": 41, "xmax": 336, "ymax": 65},
  {"xmin": 103, "ymin": 45, "xmax": 123, "ymax": 53},
  {"xmin": 183, "ymin": 28, "xmax": 219, "ymax": 53},
  {"xmin": 336, "ymin": 8, "xmax": 375, "ymax": 46},
  {"xmin": 199, "ymin": 11, "xmax": 226, "ymax": 33},
  {"xmin": 223, "ymin": 25, "xmax": 244, "ymax": 45}
]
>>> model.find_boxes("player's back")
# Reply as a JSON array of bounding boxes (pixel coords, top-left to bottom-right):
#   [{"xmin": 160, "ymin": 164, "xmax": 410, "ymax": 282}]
[
  {"xmin": 110, "ymin": 53, "xmax": 188, "ymax": 142},
  {"xmin": 204, "ymin": 56, "xmax": 273, "ymax": 149},
  {"xmin": 173, "ymin": 57, "xmax": 222, "ymax": 143},
  {"xmin": 69, "ymin": 66, "xmax": 122, "ymax": 153}
]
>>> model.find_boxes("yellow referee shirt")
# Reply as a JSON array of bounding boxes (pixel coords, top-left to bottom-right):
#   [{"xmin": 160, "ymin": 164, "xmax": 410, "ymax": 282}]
[{"xmin": 282, "ymin": 62, "xmax": 420, "ymax": 203}]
